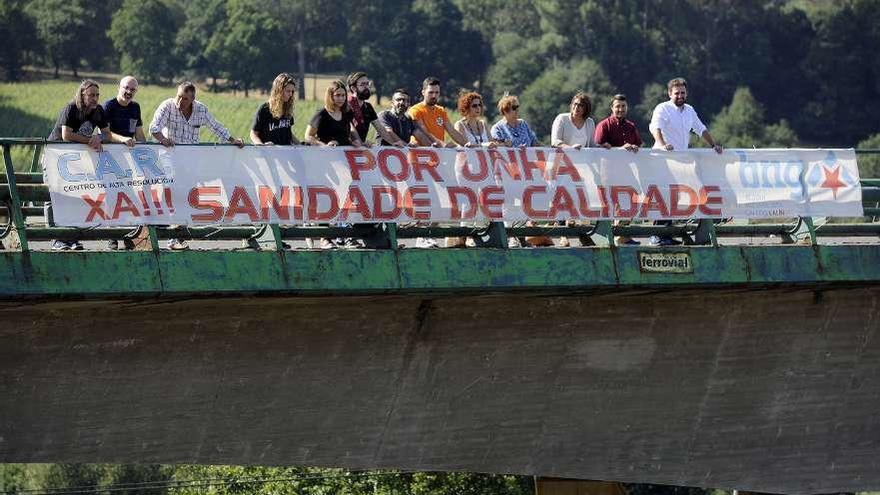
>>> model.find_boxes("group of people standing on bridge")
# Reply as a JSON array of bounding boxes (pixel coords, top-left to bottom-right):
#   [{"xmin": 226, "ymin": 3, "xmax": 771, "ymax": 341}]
[{"xmin": 47, "ymin": 72, "xmax": 724, "ymax": 250}]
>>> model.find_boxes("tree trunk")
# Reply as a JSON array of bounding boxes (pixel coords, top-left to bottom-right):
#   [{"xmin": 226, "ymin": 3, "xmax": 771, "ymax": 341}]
[
  {"xmin": 297, "ymin": 30, "xmax": 306, "ymax": 100},
  {"xmin": 53, "ymin": 60, "xmax": 59, "ymax": 78}
]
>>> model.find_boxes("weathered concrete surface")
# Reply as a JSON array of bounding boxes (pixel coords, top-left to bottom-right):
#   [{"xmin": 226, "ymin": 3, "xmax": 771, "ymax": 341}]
[{"xmin": 1, "ymin": 287, "xmax": 878, "ymax": 493}]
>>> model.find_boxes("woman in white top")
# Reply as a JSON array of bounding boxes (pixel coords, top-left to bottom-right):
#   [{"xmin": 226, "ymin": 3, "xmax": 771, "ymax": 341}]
[
  {"xmin": 454, "ymin": 91, "xmax": 497, "ymax": 147},
  {"xmin": 446, "ymin": 92, "xmax": 497, "ymax": 248},
  {"xmin": 551, "ymin": 92, "xmax": 599, "ymax": 149}
]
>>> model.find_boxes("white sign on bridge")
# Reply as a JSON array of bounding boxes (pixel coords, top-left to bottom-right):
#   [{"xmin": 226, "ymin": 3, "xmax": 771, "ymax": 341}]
[{"xmin": 42, "ymin": 144, "xmax": 863, "ymax": 226}]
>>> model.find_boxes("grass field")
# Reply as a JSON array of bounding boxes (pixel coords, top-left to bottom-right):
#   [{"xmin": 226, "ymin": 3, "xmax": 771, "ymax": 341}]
[
  {"xmin": 0, "ymin": 79, "xmax": 326, "ymax": 170},
  {"xmin": 0, "ymin": 80, "xmax": 326, "ymax": 143},
  {"xmin": 0, "ymin": 79, "xmax": 464, "ymax": 171}
]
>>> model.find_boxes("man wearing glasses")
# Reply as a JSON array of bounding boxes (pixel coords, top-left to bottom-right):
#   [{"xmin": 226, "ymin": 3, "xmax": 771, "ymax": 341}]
[
  {"xmin": 104, "ymin": 76, "xmax": 146, "ymax": 146},
  {"xmin": 346, "ymin": 72, "xmax": 403, "ymax": 146},
  {"xmin": 103, "ymin": 76, "xmax": 147, "ymax": 250},
  {"xmin": 376, "ymin": 88, "xmax": 432, "ymax": 146}
]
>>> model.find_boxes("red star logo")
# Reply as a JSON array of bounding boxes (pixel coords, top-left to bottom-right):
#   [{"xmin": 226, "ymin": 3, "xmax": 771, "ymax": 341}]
[{"xmin": 821, "ymin": 166, "xmax": 846, "ymax": 199}]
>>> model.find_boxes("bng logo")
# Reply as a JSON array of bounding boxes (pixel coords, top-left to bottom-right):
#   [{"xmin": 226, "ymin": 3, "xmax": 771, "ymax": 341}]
[{"xmin": 805, "ymin": 151, "xmax": 854, "ymax": 199}]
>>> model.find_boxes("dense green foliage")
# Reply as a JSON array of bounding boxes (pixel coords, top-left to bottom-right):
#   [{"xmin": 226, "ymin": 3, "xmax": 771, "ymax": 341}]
[
  {"xmin": 1, "ymin": 0, "xmax": 879, "ymax": 146},
  {"xmin": 0, "ymin": 465, "xmax": 536, "ymax": 495}
]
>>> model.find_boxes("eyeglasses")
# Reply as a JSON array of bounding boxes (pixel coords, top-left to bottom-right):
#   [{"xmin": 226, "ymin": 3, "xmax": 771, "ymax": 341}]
[
  {"xmin": 470, "ymin": 103, "xmax": 483, "ymax": 108},
  {"xmin": 510, "ymin": 105, "xmax": 520, "ymax": 111}
]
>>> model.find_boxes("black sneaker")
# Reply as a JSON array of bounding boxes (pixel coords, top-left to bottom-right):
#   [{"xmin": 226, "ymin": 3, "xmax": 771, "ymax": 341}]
[{"xmin": 108, "ymin": 239, "xmax": 119, "ymax": 250}]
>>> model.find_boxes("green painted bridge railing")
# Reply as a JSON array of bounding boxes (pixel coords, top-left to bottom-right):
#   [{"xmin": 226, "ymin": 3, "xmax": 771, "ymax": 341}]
[
  {"xmin": 3, "ymin": 139, "xmax": 880, "ymax": 252},
  {"xmin": 3, "ymin": 139, "xmax": 880, "ymax": 296}
]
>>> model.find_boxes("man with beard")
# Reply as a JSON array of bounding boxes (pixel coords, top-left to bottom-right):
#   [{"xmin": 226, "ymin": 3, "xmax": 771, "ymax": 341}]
[
  {"xmin": 48, "ymin": 79, "xmax": 134, "ymax": 250},
  {"xmin": 648, "ymin": 78, "xmax": 722, "ymax": 246},
  {"xmin": 347, "ymin": 72, "xmax": 405, "ymax": 146},
  {"xmin": 104, "ymin": 76, "xmax": 146, "ymax": 145},
  {"xmin": 649, "ymin": 78, "xmax": 721, "ymax": 153},
  {"xmin": 376, "ymin": 88, "xmax": 433, "ymax": 146},
  {"xmin": 595, "ymin": 94, "xmax": 642, "ymax": 152},
  {"xmin": 104, "ymin": 76, "xmax": 146, "ymax": 250},
  {"xmin": 408, "ymin": 76, "xmax": 471, "ymax": 147}
]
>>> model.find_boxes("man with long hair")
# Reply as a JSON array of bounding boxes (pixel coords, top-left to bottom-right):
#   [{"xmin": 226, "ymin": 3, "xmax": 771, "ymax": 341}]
[{"xmin": 47, "ymin": 79, "xmax": 134, "ymax": 251}]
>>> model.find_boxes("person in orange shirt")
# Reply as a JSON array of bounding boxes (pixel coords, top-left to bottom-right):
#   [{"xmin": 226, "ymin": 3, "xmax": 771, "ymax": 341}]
[
  {"xmin": 407, "ymin": 77, "xmax": 472, "ymax": 248},
  {"xmin": 408, "ymin": 76, "xmax": 471, "ymax": 147}
]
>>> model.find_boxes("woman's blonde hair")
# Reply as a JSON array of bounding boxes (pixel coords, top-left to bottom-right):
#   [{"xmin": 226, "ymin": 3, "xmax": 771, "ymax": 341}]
[
  {"xmin": 323, "ymin": 80, "xmax": 349, "ymax": 113},
  {"xmin": 268, "ymin": 73, "xmax": 297, "ymax": 119}
]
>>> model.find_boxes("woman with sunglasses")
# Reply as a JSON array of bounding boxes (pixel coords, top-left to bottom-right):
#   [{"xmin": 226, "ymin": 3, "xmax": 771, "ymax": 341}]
[
  {"xmin": 446, "ymin": 92, "xmax": 497, "ymax": 248},
  {"xmin": 454, "ymin": 91, "xmax": 499, "ymax": 148},
  {"xmin": 490, "ymin": 94, "xmax": 538, "ymax": 147}
]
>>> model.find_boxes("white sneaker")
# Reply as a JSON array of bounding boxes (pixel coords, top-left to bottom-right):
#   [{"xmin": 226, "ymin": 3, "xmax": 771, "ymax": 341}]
[
  {"xmin": 415, "ymin": 237, "xmax": 439, "ymax": 248},
  {"xmin": 507, "ymin": 237, "xmax": 522, "ymax": 248}
]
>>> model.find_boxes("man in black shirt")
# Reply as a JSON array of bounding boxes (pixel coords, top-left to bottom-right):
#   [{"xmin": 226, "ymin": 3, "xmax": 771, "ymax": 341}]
[
  {"xmin": 103, "ymin": 76, "xmax": 147, "ymax": 250},
  {"xmin": 377, "ymin": 88, "xmax": 432, "ymax": 146},
  {"xmin": 346, "ymin": 72, "xmax": 405, "ymax": 146},
  {"xmin": 48, "ymin": 79, "xmax": 131, "ymax": 151},
  {"xmin": 48, "ymin": 79, "xmax": 133, "ymax": 251},
  {"xmin": 104, "ymin": 76, "xmax": 145, "ymax": 143}
]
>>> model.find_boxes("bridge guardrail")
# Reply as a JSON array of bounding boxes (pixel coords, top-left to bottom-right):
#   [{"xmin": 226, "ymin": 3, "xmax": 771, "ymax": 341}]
[{"xmin": 2, "ymin": 139, "xmax": 878, "ymax": 253}]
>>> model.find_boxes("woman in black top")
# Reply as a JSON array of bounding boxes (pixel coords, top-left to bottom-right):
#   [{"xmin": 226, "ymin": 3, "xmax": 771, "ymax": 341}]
[
  {"xmin": 251, "ymin": 73, "xmax": 297, "ymax": 145},
  {"xmin": 304, "ymin": 80, "xmax": 363, "ymax": 147}
]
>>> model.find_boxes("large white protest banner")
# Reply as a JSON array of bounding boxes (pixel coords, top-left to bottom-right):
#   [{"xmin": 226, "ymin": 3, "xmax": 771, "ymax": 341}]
[{"xmin": 41, "ymin": 144, "xmax": 862, "ymax": 227}]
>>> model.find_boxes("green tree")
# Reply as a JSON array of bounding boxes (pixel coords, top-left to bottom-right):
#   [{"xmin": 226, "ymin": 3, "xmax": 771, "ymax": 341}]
[
  {"xmin": 109, "ymin": 464, "xmax": 172, "ymax": 495},
  {"xmin": 109, "ymin": 0, "xmax": 182, "ymax": 84},
  {"xmin": 0, "ymin": 464, "xmax": 28, "ymax": 494},
  {"xmin": 857, "ymin": 133, "xmax": 880, "ymax": 179},
  {"xmin": 485, "ymin": 32, "xmax": 548, "ymax": 109},
  {"xmin": 711, "ymin": 87, "xmax": 798, "ymax": 148},
  {"xmin": 0, "ymin": 0, "xmax": 37, "ymax": 81},
  {"xmin": 175, "ymin": 0, "xmax": 227, "ymax": 90},
  {"xmin": 213, "ymin": 0, "xmax": 286, "ymax": 97},
  {"xmin": 278, "ymin": 0, "xmax": 331, "ymax": 100},
  {"xmin": 800, "ymin": 0, "xmax": 880, "ymax": 145},
  {"xmin": 24, "ymin": 0, "xmax": 94, "ymax": 77},
  {"xmin": 519, "ymin": 57, "xmax": 614, "ymax": 140},
  {"xmin": 43, "ymin": 464, "xmax": 105, "ymax": 493},
  {"xmin": 634, "ymin": 82, "xmax": 666, "ymax": 132}
]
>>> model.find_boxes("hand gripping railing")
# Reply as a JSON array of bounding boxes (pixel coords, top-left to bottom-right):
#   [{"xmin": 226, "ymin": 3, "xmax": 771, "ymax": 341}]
[{"xmin": 3, "ymin": 138, "xmax": 879, "ymax": 252}]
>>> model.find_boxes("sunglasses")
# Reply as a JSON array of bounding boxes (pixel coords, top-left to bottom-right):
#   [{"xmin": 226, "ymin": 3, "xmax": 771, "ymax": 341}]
[
  {"xmin": 470, "ymin": 103, "xmax": 483, "ymax": 108},
  {"xmin": 510, "ymin": 105, "xmax": 520, "ymax": 111}
]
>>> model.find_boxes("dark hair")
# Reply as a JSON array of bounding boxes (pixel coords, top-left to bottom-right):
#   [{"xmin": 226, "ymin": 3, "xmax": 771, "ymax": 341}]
[
  {"xmin": 178, "ymin": 81, "xmax": 196, "ymax": 94},
  {"xmin": 667, "ymin": 78, "xmax": 687, "ymax": 92},
  {"xmin": 612, "ymin": 94, "xmax": 627, "ymax": 103},
  {"xmin": 347, "ymin": 71, "xmax": 368, "ymax": 89},
  {"xmin": 570, "ymin": 92, "xmax": 592, "ymax": 119},
  {"xmin": 422, "ymin": 76, "xmax": 440, "ymax": 89},
  {"xmin": 392, "ymin": 88, "xmax": 409, "ymax": 96}
]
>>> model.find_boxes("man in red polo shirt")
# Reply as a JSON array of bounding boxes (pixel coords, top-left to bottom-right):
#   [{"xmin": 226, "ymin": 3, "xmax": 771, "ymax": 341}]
[
  {"xmin": 594, "ymin": 94, "xmax": 642, "ymax": 152},
  {"xmin": 594, "ymin": 94, "xmax": 643, "ymax": 246}
]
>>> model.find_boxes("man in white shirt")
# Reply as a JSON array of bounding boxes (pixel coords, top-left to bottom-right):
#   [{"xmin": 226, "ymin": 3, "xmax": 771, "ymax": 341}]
[
  {"xmin": 149, "ymin": 81, "xmax": 243, "ymax": 251},
  {"xmin": 150, "ymin": 81, "xmax": 244, "ymax": 147},
  {"xmin": 648, "ymin": 78, "xmax": 722, "ymax": 246},
  {"xmin": 649, "ymin": 77, "xmax": 722, "ymax": 153}
]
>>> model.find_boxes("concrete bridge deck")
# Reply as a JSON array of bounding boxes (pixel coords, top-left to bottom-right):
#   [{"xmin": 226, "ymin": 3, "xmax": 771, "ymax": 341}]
[{"xmin": 1, "ymin": 285, "xmax": 878, "ymax": 494}]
